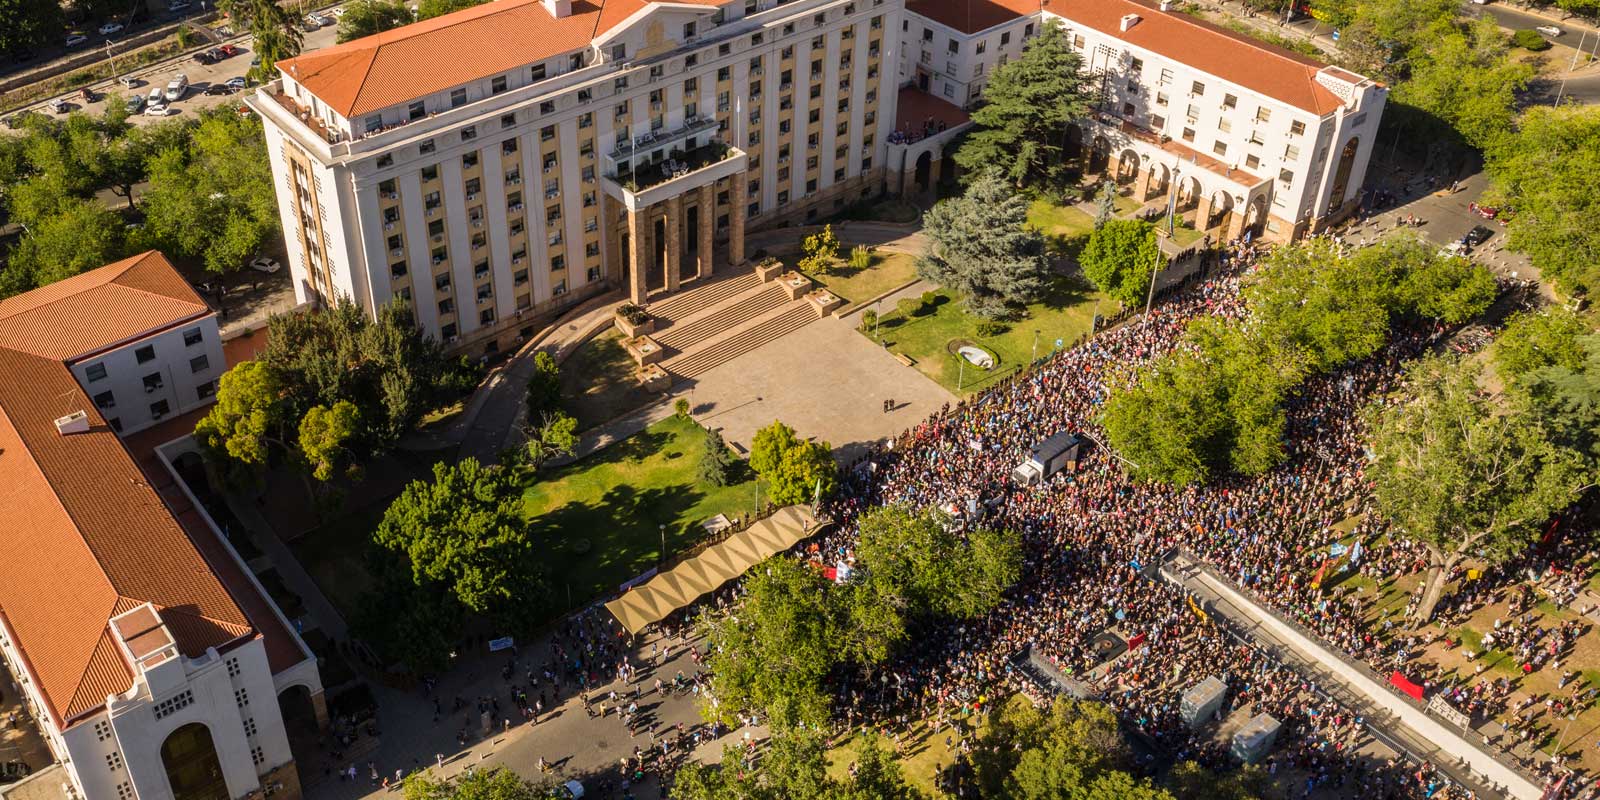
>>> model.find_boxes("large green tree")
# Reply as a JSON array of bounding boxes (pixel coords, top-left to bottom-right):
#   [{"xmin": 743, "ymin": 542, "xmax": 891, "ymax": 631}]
[
  {"xmin": 140, "ymin": 109, "xmax": 280, "ymax": 276},
  {"xmin": 0, "ymin": 0, "xmax": 64, "ymax": 57},
  {"xmin": 1492, "ymin": 308, "xmax": 1589, "ymax": 388},
  {"xmin": 2, "ymin": 197, "xmax": 125, "ymax": 296},
  {"xmin": 1078, "ymin": 218, "xmax": 1162, "ymax": 309},
  {"xmin": 970, "ymin": 698, "xmax": 1172, "ymax": 800},
  {"xmin": 402, "ymin": 766, "xmax": 546, "ymax": 800},
  {"xmin": 1364, "ymin": 354, "xmax": 1599, "ymax": 621},
  {"xmin": 917, "ymin": 170, "xmax": 1049, "ymax": 319},
  {"xmin": 953, "ymin": 20, "xmax": 1092, "ymax": 188},
  {"xmin": 374, "ymin": 458, "xmax": 548, "ymax": 630},
  {"xmin": 415, "ymin": 0, "xmax": 486, "ymax": 19},
  {"xmin": 748, "ymin": 420, "xmax": 837, "ymax": 506},
  {"xmin": 1387, "ymin": 18, "xmax": 1532, "ymax": 153},
  {"xmin": 221, "ymin": 0, "xmax": 303, "ymax": 81},
  {"xmin": 855, "ymin": 506, "xmax": 1022, "ymax": 623},
  {"xmin": 673, "ymin": 734, "xmax": 922, "ymax": 800},
  {"xmin": 335, "ymin": 0, "xmax": 412, "ymax": 42},
  {"xmin": 1485, "ymin": 106, "xmax": 1600, "ymax": 296}
]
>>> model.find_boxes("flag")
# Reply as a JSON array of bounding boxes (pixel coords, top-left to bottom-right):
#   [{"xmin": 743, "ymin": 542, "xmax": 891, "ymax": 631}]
[
  {"xmin": 1310, "ymin": 558, "xmax": 1331, "ymax": 589},
  {"xmin": 1328, "ymin": 542, "xmax": 1349, "ymax": 558},
  {"xmin": 1348, "ymin": 540, "xmax": 1363, "ymax": 567},
  {"xmin": 1186, "ymin": 595, "xmax": 1210, "ymax": 624}
]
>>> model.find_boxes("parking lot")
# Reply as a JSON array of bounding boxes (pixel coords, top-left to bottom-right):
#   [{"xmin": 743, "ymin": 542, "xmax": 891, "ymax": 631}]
[{"xmin": 7, "ymin": 10, "xmax": 344, "ymax": 128}]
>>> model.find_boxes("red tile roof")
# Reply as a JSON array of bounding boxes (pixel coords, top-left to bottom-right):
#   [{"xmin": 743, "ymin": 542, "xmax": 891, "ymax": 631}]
[
  {"xmin": 894, "ymin": 86, "xmax": 970, "ymax": 137},
  {"xmin": 0, "ymin": 251, "xmax": 209, "ymax": 362},
  {"xmin": 1045, "ymin": 0, "xmax": 1345, "ymax": 115},
  {"xmin": 907, "ymin": 0, "xmax": 1044, "ymax": 35},
  {"xmin": 279, "ymin": 0, "xmax": 722, "ymax": 119},
  {"xmin": 0, "ymin": 253, "xmax": 286, "ymax": 728}
]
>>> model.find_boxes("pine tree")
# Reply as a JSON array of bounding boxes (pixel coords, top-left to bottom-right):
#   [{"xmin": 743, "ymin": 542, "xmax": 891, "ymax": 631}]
[
  {"xmin": 916, "ymin": 169, "xmax": 1048, "ymax": 319},
  {"xmin": 698, "ymin": 426, "xmax": 733, "ymax": 487}
]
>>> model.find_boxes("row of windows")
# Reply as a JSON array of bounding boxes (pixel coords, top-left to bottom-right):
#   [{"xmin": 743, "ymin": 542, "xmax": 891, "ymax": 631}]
[
  {"xmin": 82, "ymin": 327, "xmax": 205, "ymax": 384},
  {"xmin": 153, "ymin": 689, "xmax": 194, "ymax": 720}
]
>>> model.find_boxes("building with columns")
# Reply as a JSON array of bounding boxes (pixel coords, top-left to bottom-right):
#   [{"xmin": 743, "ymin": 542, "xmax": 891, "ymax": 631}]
[
  {"xmin": 0, "ymin": 252, "xmax": 325, "ymax": 800},
  {"xmin": 250, "ymin": 0, "xmax": 905, "ymax": 354},
  {"xmin": 899, "ymin": 0, "xmax": 1387, "ymax": 241}
]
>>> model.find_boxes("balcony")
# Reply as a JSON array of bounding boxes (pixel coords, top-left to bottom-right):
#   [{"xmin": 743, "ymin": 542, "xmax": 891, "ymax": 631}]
[
  {"xmin": 608, "ymin": 114, "xmax": 721, "ymax": 162},
  {"xmin": 602, "ymin": 141, "xmax": 747, "ymax": 211}
]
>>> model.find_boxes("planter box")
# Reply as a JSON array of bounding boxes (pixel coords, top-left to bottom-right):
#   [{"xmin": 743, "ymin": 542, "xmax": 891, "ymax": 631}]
[
  {"xmin": 624, "ymin": 334, "xmax": 665, "ymax": 366},
  {"xmin": 755, "ymin": 259, "xmax": 786, "ymax": 283},
  {"xmin": 805, "ymin": 288, "xmax": 843, "ymax": 317},
  {"xmin": 614, "ymin": 312, "xmax": 655, "ymax": 337},
  {"xmin": 638, "ymin": 363, "xmax": 673, "ymax": 392},
  {"xmin": 780, "ymin": 272, "xmax": 814, "ymax": 300}
]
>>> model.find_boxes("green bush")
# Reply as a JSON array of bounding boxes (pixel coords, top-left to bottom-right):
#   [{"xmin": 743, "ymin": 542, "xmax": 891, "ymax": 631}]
[
  {"xmin": 859, "ymin": 308, "xmax": 878, "ymax": 332},
  {"xmin": 920, "ymin": 290, "xmax": 937, "ymax": 307},
  {"xmin": 849, "ymin": 245, "xmax": 872, "ymax": 271},
  {"xmin": 975, "ymin": 320, "xmax": 1009, "ymax": 337},
  {"xmin": 1512, "ymin": 29, "xmax": 1552, "ymax": 50},
  {"xmin": 896, "ymin": 297, "xmax": 922, "ymax": 318}
]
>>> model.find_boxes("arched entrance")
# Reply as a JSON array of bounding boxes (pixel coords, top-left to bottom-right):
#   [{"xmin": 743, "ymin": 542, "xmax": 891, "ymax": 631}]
[
  {"xmin": 1088, "ymin": 136, "xmax": 1112, "ymax": 174},
  {"xmin": 161, "ymin": 723, "xmax": 228, "ymax": 800},
  {"xmin": 1174, "ymin": 175, "xmax": 1202, "ymax": 212},
  {"xmin": 1115, "ymin": 149, "xmax": 1140, "ymax": 184},
  {"xmin": 277, "ymin": 684, "xmax": 320, "ymax": 767},
  {"xmin": 1205, "ymin": 190, "xmax": 1235, "ymax": 231},
  {"xmin": 1327, "ymin": 137, "xmax": 1359, "ymax": 214},
  {"xmin": 1145, "ymin": 163, "xmax": 1171, "ymax": 201},
  {"xmin": 1244, "ymin": 195, "xmax": 1269, "ymax": 239},
  {"xmin": 913, "ymin": 151, "xmax": 932, "ymax": 193}
]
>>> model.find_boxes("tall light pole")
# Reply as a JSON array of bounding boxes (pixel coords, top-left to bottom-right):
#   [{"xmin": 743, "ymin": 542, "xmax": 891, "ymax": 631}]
[{"xmin": 659, "ymin": 523, "xmax": 666, "ymax": 566}]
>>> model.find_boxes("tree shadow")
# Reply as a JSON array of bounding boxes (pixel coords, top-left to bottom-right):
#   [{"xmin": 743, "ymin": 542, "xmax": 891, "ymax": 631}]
[{"xmin": 531, "ymin": 482, "xmax": 711, "ymax": 610}]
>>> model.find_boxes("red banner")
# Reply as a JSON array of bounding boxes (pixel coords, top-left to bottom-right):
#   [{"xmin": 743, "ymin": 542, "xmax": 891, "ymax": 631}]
[
  {"xmin": 1389, "ymin": 671, "xmax": 1425, "ymax": 701},
  {"xmin": 1126, "ymin": 632, "xmax": 1147, "ymax": 650}
]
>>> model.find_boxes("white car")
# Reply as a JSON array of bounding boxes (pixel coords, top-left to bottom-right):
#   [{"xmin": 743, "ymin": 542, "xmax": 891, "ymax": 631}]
[
  {"xmin": 118, "ymin": 74, "xmax": 141, "ymax": 88},
  {"xmin": 147, "ymin": 85, "xmax": 165, "ymax": 106},
  {"xmin": 164, "ymin": 74, "xmax": 188, "ymax": 102},
  {"xmin": 97, "ymin": 22, "xmax": 124, "ymax": 36},
  {"xmin": 225, "ymin": 76, "xmax": 247, "ymax": 89},
  {"xmin": 331, "ymin": 5, "xmax": 345, "ymax": 15},
  {"xmin": 302, "ymin": 14, "xmax": 327, "ymax": 28},
  {"xmin": 65, "ymin": 33, "xmax": 89, "ymax": 47},
  {"xmin": 1536, "ymin": 25, "xmax": 1563, "ymax": 37},
  {"xmin": 248, "ymin": 256, "xmax": 282, "ymax": 274},
  {"xmin": 144, "ymin": 102, "xmax": 170, "ymax": 116}
]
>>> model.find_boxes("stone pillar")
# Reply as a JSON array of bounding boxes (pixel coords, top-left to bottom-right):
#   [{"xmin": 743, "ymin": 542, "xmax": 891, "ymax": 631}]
[
  {"xmin": 1134, "ymin": 169, "xmax": 1153, "ymax": 202},
  {"xmin": 311, "ymin": 689, "xmax": 330, "ymax": 730},
  {"xmin": 1225, "ymin": 206, "xmax": 1248, "ymax": 242},
  {"xmin": 729, "ymin": 172, "xmax": 747, "ymax": 266},
  {"xmin": 627, "ymin": 206, "xmax": 648, "ymax": 305},
  {"xmin": 1195, "ymin": 195, "xmax": 1214, "ymax": 232},
  {"xmin": 697, "ymin": 183, "xmax": 715, "ymax": 279},
  {"xmin": 664, "ymin": 195, "xmax": 682, "ymax": 293}
]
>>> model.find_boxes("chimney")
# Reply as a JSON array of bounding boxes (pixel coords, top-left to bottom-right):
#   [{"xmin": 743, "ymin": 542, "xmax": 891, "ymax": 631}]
[
  {"xmin": 1120, "ymin": 13, "xmax": 1141, "ymax": 31},
  {"xmin": 541, "ymin": 0, "xmax": 571, "ymax": 17},
  {"xmin": 54, "ymin": 410, "xmax": 90, "ymax": 436}
]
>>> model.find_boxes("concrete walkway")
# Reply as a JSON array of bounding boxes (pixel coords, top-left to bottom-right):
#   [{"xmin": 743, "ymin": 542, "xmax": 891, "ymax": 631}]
[
  {"xmin": 224, "ymin": 492, "xmax": 350, "ymax": 641},
  {"xmin": 1161, "ymin": 552, "xmax": 1544, "ymax": 800}
]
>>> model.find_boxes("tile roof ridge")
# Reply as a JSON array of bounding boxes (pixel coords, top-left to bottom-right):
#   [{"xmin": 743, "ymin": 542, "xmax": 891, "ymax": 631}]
[
  {"xmin": 109, "ymin": 262, "xmax": 209, "ymax": 313},
  {"xmin": 1138, "ymin": 0, "xmax": 1325, "ymax": 70}
]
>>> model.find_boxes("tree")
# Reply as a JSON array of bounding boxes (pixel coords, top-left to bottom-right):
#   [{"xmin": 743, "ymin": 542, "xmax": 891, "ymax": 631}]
[
  {"xmin": 698, "ymin": 426, "xmax": 734, "ymax": 487},
  {"xmin": 750, "ymin": 420, "xmax": 801, "ymax": 478},
  {"xmin": 1492, "ymin": 308, "xmax": 1588, "ymax": 388},
  {"xmin": 336, "ymin": 0, "xmax": 412, "ymax": 42},
  {"xmin": 194, "ymin": 360, "xmax": 289, "ymax": 469},
  {"xmin": 970, "ymin": 698, "xmax": 1169, "ymax": 800},
  {"xmin": 525, "ymin": 350, "xmax": 561, "ymax": 419},
  {"xmin": 1364, "ymin": 354, "xmax": 1599, "ymax": 621},
  {"xmin": 519, "ymin": 410, "xmax": 578, "ymax": 473},
  {"xmin": 0, "ymin": 0, "xmax": 64, "ymax": 58},
  {"xmin": 415, "ymin": 0, "xmax": 486, "ymax": 19},
  {"xmin": 953, "ymin": 20, "xmax": 1093, "ymax": 188},
  {"xmin": 1388, "ymin": 17, "xmax": 1532, "ymax": 153},
  {"xmin": 1079, "ymin": 219, "xmax": 1162, "ymax": 308},
  {"xmin": 701, "ymin": 557, "xmax": 837, "ymax": 731},
  {"xmin": 402, "ymin": 767, "xmax": 545, "ymax": 800},
  {"xmin": 855, "ymin": 506, "xmax": 1022, "ymax": 622},
  {"xmin": 1485, "ymin": 106, "xmax": 1600, "ymax": 296},
  {"xmin": 1093, "ymin": 182, "xmax": 1116, "ymax": 229},
  {"xmin": 767, "ymin": 438, "xmax": 836, "ymax": 506},
  {"xmin": 141, "ymin": 109, "xmax": 280, "ymax": 275},
  {"xmin": 1246, "ymin": 238, "xmax": 1393, "ymax": 371},
  {"xmin": 1164, "ymin": 761, "xmax": 1269, "ymax": 800},
  {"xmin": 799, "ymin": 224, "xmax": 840, "ymax": 275},
  {"xmin": 227, "ymin": 0, "xmax": 304, "ymax": 81},
  {"xmin": 373, "ymin": 458, "xmax": 548, "ymax": 629},
  {"xmin": 1396, "ymin": 253, "xmax": 1498, "ymax": 325},
  {"xmin": 298, "ymin": 401, "xmax": 362, "ymax": 482},
  {"xmin": 917, "ymin": 170, "xmax": 1049, "ymax": 319},
  {"xmin": 673, "ymin": 734, "xmax": 923, "ymax": 800},
  {"xmin": 2, "ymin": 197, "xmax": 126, "ymax": 298},
  {"xmin": 674, "ymin": 396, "xmax": 691, "ymax": 418},
  {"xmin": 1101, "ymin": 348, "xmax": 1230, "ymax": 485}
]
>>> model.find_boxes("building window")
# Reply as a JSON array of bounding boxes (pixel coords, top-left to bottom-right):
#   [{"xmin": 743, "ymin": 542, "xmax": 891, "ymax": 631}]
[
  {"xmin": 106, "ymin": 752, "xmax": 124, "ymax": 771},
  {"xmin": 116, "ymin": 783, "xmax": 133, "ymax": 800},
  {"xmin": 150, "ymin": 399, "xmax": 170, "ymax": 418},
  {"xmin": 95, "ymin": 720, "xmax": 112, "ymax": 741},
  {"xmin": 450, "ymin": 88, "xmax": 467, "ymax": 108},
  {"xmin": 190, "ymin": 355, "xmax": 210, "ymax": 374},
  {"xmin": 1279, "ymin": 168, "xmax": 1295, "ymax": 184},
  {"xmin": 235, "ymin": 688, "xmax": 249, "ymax": 708},
  {"xmin": 197, "ymin": 381, "xmax": 216, "ymax": 400},
  {"xmin": 250, "ymin": 747, "xmax": 264, "ymax": 766},
  {"xmin": 182, "ymin": 327, "xmax": 203, "ymax": 347},
  {"xmin": 1222, "ymin": 93, "xmax": 1237, "ymax": 109},
  {"xmin": 135, "ymin": 345, "xmax": 155, "ymax": 363},
  {"xmin": 1190, "ymin": 80, "xmax": 1205, "ymax": 96},
  {"xmin": 420, "ymin": 139, "xmax": 435, "ymax": 155},
  {"xmin": 86, "ymin": 363, "xmax": 108, "ymax": 382},
  {"xmin": 461, "ymin": 125, "xmax": 477, "ymax": 141},
  {"xmin": 143, "ymin": 372, "xmax": 164, "ymax": 391},
  {"xmin": 479, "ymin": 309, "xmax": 495, "ymax": 325},
  {"xmin": 1212, "ymin": 140, "xmax": 1228, "ymax": 157},
  {"xmin": 1181, "ymin": 127, "xmax": 1195, "ymax": 142},
  {"xmin": 408, "ymin": 101, "xmax": 425, "ymax": 120},
  {"xmin": 491, "ymin": 75, "xmax": 507, "ymax": 94},
  {"xmin": 243, "ymin": 718, "xmax": 258, "ymax": 738},
  {"xmin": 153, "ymin": 690, "xmax": 194, "ymax": 719},
  {"xmin": 441, "ymin": 323, "xmax": 457, "ymax": 339},
  {"xmin": 1245, "ymin": 153, "xmax": 1260, "ymax": 169},
  {"xmin": 501, "ymin": 113, "xmax": 516, "ymax": 129},
  {"xmin": 1289, "ymin": 120, "xmax": 1305, "ymax": 136}
]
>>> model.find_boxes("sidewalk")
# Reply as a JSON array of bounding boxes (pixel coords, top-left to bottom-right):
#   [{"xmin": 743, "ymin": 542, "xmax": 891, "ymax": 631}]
[{"xmin": 224, "ymin": 491, "xmax": 350, "ymax": 641}]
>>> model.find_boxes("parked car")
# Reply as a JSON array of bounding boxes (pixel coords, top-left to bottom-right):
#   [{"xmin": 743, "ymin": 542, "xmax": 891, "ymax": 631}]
[
  {"xmin": 302, "ymin": 14, "xmax": 324, "ymax": 28},
  {"xmin": 1536, "ymin": 25, "xmax": 1563, "ymax": 37},
  {"xmin": 1463, "ymin": 225, "xmax": 1494, "ymax": 248},
  {"xmin": 217, "ymin": 43, "xmax": 241, "ymax": 57},
  {"xmin": 79, "ymin": 87, "xmax": 96, "ymax": 103},
  {"xmin": 144, "ymin": 102, "xmax": 170, "ymax": 116},
  {"xmin": 332, "ymin": 5, "xmax": 346, "ymax": 15},
  {"xmin": 203, "ymin": 84, "xmax": 236, "ymax": 96},
  {"xmin": 97, "ymin": 22, "xmax": 124, "ymax": 36},
  {"xmin": 48, "ymin": 98, "xmax": 70, "ymax": 114},
  {"xmin": 168, "ymin": 0, "xmax": 193, "ymax": 11},
  {"xmin": 147, "ymin": 85, "xmax": 165, "ymax": 106},
  {"xmin": 65, "ymin": 33, "xmax": 89, "ymax": 47},
  {"xmin": 225, "ymin": 75, "xmax": 248, "ymax": 89},
  {"xmin": 248, "ymin": 256, "xmax": 282, "ymax": 274},
  {"xmin": 164, "ymin": 74, "xmax": 188, "ymax": 101},
  {"xmin": 125, "ymin": 93, "xmax": 146, "ymax": 112},
  {"xmin": 118, "ymin": 74, "xmax": 141, "ymax": 88},
  {"xmin": 192, "ymin": 50, "xmax": 215, "ymax": 65}
]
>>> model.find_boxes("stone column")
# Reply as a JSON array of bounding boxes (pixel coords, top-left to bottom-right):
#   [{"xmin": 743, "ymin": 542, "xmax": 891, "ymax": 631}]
[
  {"xmin": 627, "ymin": 205, "xmax": 648, "ymax": 305},
  {"xmin": 664, "ymin": 195, "xmax": 683, "ymax": 293},
  {"xmin": 697, "ymin": 183, "xmax": 715, "ymax": 279},
  {"xmin": 729, "ymin": 172, "xmax": 747, "ymax": 266},
  {"xmin": 311, "ymin": 689, "xmax": 330, "ymax": 730},
  {"xmin": 1134, "ymin": 168, "xmax": 1153, "ymax": 202},
  {"xmin": 1225, "ymin": 206, "xmax": 1248, "ymax": 242},
  {"xmin": 1195, "ymin": 194, "xmax": 1214, "ymax": 232}
]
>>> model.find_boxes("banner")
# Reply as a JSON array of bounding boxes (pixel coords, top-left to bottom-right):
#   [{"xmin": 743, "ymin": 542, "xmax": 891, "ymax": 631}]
[
  {"xmin": 1186, "ymin": 595, "xmax": 1210, "ymax": 624},
  {"xmin": 1389, "ymin": 671, "xmax": 1425, "ymax": 701},
  {"xmin": 488, "ymin": 636, "xmax": 515, "ymax": 652}
]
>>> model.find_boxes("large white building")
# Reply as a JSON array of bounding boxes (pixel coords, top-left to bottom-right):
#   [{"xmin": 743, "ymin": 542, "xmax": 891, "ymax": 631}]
[
  {"xmin": 0, "ymin": 252, "xmax": 324, "ymax": 800},
  {"xmin": 250, "ymin": 0, "xmax": 905, "ymax": 355}
]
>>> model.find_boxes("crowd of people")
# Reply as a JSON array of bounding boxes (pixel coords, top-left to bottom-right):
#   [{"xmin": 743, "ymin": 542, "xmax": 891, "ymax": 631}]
[{"xmin": 781, "ymin": 239, "xmax": 1597, "ymax": 799}]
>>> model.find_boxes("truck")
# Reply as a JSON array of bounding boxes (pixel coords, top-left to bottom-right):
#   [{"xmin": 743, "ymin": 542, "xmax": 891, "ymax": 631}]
[{"xmin": 1011, "ymin": 431, "xmax": 1083, "ymax": 486}]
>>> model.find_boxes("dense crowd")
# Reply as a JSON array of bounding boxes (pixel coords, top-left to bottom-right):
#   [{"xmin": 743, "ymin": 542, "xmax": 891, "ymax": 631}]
[{"xmin": 792, "ymin": 240, "xmax": 1596, "ymax": 799}]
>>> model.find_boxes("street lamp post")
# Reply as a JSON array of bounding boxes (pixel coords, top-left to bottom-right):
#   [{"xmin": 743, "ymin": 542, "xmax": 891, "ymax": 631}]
[
  {"xmin": 659, "ymin": 523, "xmax": 666, "ymax": 566},
  {"xmin": 1032, "ymin": 329, "xmax": 1040, "ymax": 363}
]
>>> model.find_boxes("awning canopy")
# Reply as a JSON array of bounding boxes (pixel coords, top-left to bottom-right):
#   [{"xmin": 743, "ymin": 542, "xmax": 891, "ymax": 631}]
[{"xmin": 605, "ymin": 505, "xmax": 823, "ymax": 634}]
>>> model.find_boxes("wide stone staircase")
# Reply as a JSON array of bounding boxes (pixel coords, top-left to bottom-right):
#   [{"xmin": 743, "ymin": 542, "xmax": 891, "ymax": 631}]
[{"xmin": 643, "ymin": 269, "xmax": 821, "ymax": 381}]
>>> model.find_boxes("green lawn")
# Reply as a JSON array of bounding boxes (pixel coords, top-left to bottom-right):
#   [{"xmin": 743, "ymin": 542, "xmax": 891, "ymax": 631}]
[
  {"xmin": 1027, "ymin": 199, "xmax": 1096, "ymax": 242},
  {"xmin": 288, "ymin": 503, "xmax": 386, "ymax": 625},
  {"xmin": 871, "ymin": 275, "xmax": 1102, "ymax": 395},
  {"xmin": 1164, "ymin": 221, "xmax": 1205, "ymax": 248},
  {"xmin": 560, "ymin": 331, "xmax": 658, "ymax": 430},
  {"xmin": 523, "ymin": 414, "xmax": 759, "ymax": 613},
  {"xmin": 798, "ymin": 252, "xmax": 920, "ymax": 305}
]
